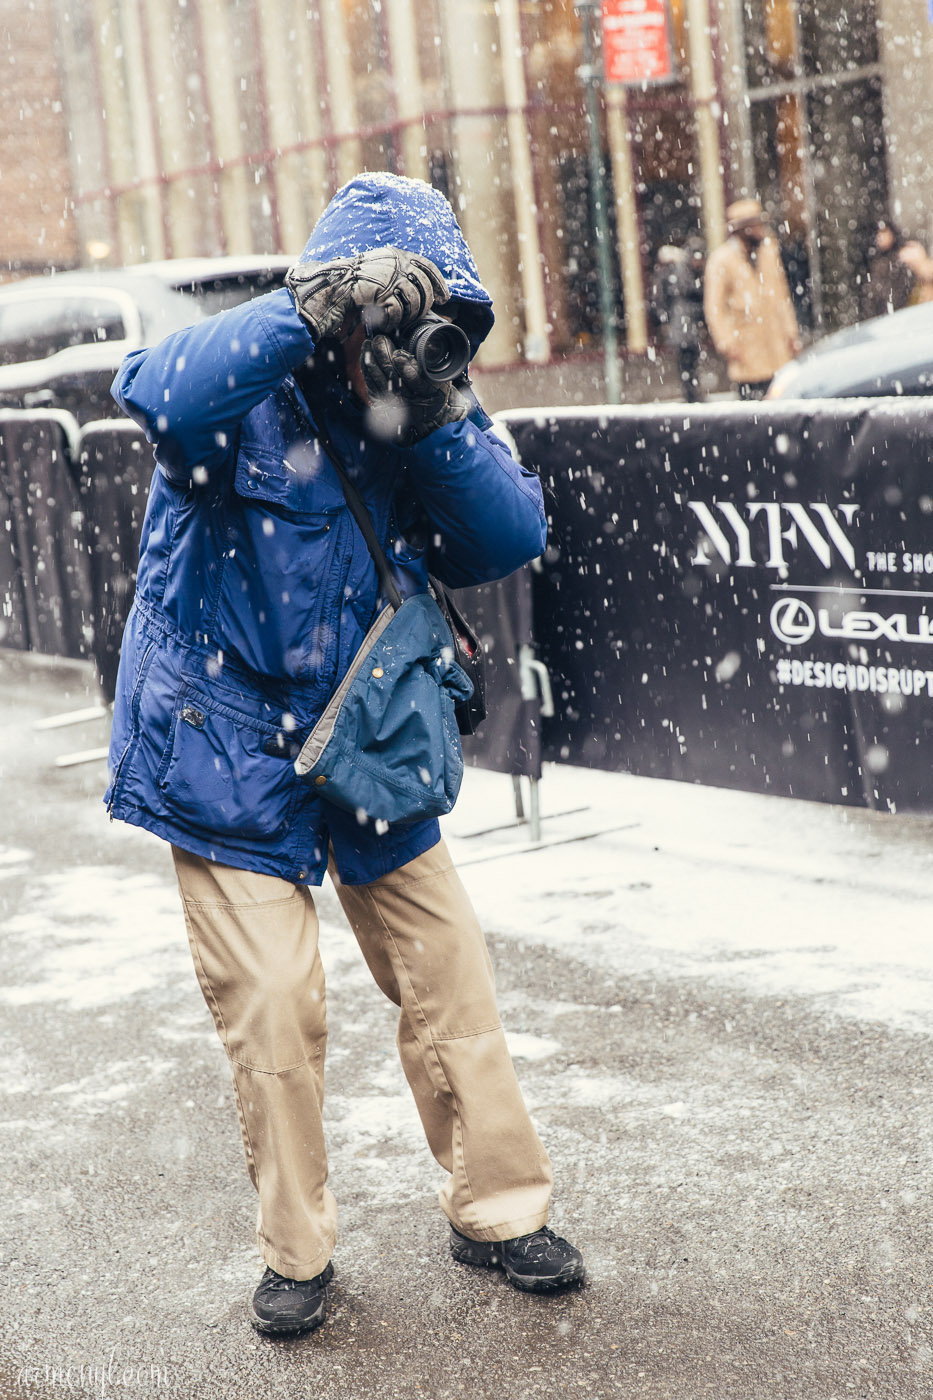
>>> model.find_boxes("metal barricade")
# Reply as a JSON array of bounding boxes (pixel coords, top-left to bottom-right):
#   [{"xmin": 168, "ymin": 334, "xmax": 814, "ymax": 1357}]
[
  {"xmin": 76, "ymin": 419, "xmax": 152, "ymax": 704},
  {"xmin": 501, "ymin": 400, "xmax": 933, "ymax": 814},
  {"xmin": 0, "ymin": 409, "xmax": 90, "ymax": 659}
]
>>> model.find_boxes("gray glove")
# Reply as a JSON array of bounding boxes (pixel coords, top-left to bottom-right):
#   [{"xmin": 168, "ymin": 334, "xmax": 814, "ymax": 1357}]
[
  {"xmin": 285, "ymin": 247, "xmax": 449, "ymax": 343},
  {"xmin": 362, "ymin": 334, "xmax": 469, "ymax": 446}
]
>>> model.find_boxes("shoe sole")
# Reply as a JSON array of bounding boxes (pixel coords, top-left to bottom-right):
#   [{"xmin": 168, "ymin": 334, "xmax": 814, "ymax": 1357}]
[
  {"xmin": 450, "ymin": 1240, "xmax": 585, "ymax": 1293},
  {"xmin": 248, "ymin": 1263, "xmax": 333, "ymax": 1337}
]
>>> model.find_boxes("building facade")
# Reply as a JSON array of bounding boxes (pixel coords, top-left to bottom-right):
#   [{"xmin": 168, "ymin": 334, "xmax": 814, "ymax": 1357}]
[
  {"xmin": 4, "ymin": 0, "xmax": 933, "ymax": 403},
  {"xmin": 0, "ymin": 0, "xmax": 79, "ymax": 274}
]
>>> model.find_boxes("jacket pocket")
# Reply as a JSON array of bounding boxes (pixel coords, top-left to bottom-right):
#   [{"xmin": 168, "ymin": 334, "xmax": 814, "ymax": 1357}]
[
  {"xmin": 157, "ymin": 684, "xmax": 301, "ymax": 843},
  {"xmin": 234, "ymin": 443, "xmax": 344, "ymax": 516}
]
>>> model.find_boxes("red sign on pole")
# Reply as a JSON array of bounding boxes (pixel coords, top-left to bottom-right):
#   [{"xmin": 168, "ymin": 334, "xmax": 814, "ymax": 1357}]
[{"xmin": 601, "ymin": 0, "xmax": 674, "ymax": 85}]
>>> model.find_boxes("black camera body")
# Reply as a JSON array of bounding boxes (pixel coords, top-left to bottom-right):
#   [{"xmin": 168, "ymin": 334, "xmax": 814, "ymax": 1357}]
[{"xmin": 361, "ymin": 306, "xmax": 471, "ymax": 384}]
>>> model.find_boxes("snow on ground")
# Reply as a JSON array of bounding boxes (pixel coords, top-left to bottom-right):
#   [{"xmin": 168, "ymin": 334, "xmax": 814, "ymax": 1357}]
[
  {"xmin": 0, "ymin": 866, "xmax": 189, "ymax": 1010},
  {"xmin": 443, "ymin": 762, "xmax": 933, "ymax": 1036},
  {"xmin": 3, "ymin": 755, "xmax": 932, "ymax": 1039}
]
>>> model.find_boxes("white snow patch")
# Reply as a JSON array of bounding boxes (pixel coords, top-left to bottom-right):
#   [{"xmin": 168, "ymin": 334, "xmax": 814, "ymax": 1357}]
[
  {"xmin": 561, "ymin": 1075, "xmax": 629, "ymax": 1107},
  {"xmin": 48, "ymin": 1057, "xmax": 176, "ymax": 1111},
  {"xmin": 504, "ymin": 1032, "xmax": 561, "ymax": 1060},
  {"xmin": 328, "ymin": 1093, "xmax": 422, "ymax": 1140},
  {"xmin": 444, "ymin": 763, "xmax": 933, "ymax": 1036},
  {"xmin": 0, "ymin": 866, "xmax": 189, "ymax": 1009},
  {"xmin": 0, "ymin": 846, "xmax": 31, "ymax": 866}
]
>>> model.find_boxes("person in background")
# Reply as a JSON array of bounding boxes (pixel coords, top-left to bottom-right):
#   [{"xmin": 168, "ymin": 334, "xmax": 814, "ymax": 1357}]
[
  {"xmin": 649, "ymin": 235, "xmax": 707, "ymax": 403},
  {"xmin": 703, "ymin": 198, "xmax": 800, "ymax": 400},
  {"xmin": 861, "ymin": 218, "xmax": 933, "ymax": 318}
]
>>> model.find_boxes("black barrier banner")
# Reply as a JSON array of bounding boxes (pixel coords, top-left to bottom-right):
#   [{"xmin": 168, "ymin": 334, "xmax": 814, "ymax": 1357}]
[
  {"xmin": 502, "ymin": 401, "xmax": 933, "ymax": 813},
  {"xmin": 77, "ymin": 421, "xmax": 152, "ymax": 701},
  {"xmin": 0, "ymin": 411, "xmax": 91, "ymax": 659},
  {"xmin": 455, "ymin": 567, "xmax": 542, "ymax": 781}
]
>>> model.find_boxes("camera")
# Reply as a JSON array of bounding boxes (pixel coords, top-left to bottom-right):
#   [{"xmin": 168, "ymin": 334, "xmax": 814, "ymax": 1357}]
[{"xmin": 361, "ymin": 306, "xmax": 471, "ymax": 384}]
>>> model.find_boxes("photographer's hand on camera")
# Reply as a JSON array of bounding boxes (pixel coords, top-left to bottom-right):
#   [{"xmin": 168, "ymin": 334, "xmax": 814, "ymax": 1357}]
[
  {"xmin": 285, "ymin": 247, "xmax": 450, "ymax": 344},
  {"xmin": 362, "ymin": 333, "xmax": 469, "ymax": 446}
]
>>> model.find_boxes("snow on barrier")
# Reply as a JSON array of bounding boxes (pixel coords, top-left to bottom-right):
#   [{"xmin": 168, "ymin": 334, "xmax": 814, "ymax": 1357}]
[
  {"xmin": 0, "ymin": 410, "xmax": 91, "ymax": 658},
  {"xmin": 500, "ymin": 400, "xmax": 933, "ymax": 813}
]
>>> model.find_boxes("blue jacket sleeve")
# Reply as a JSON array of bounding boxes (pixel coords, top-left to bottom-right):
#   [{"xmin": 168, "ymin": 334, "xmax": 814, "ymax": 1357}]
[
  {"xmin": 111, "ymin": 288, "xmax": 315, "ymax": 483},
  {"xmin": 406, "ymin": 417, "xmax": 547, "ymax": 588}
]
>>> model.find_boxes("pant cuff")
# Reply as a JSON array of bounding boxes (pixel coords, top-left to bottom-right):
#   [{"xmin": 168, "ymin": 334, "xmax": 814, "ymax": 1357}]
[
  {"xmin": 443, "ymin": 1207, "xmax": 549, "ymax": 1244},
  {"xmin": 257, "ymin": 1231, "xmax": 336, "ymax": 1281}
]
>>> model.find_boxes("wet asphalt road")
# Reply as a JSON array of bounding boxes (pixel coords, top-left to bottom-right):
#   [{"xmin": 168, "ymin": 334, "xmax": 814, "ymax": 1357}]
[{"xmin": 1, "ymin": 650, "xmax": 931, "ymax": 1400}]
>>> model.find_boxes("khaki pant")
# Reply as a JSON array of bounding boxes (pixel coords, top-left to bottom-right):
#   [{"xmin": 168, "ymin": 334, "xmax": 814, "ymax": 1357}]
[{"xmin": 172, "ymin": 839, "xmax": 552, "ymax": 1280}]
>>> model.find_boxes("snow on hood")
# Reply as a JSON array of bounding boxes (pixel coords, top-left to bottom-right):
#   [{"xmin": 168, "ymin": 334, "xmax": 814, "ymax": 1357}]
[{"xmin": 298, "ymin": 171, "xmax": 495, "ymax": 358}]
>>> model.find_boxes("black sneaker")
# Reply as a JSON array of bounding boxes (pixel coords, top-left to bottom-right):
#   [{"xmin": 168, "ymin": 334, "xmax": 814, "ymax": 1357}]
[
  {"xmin": 249, "ymin": 1260, "xmax": 334, "ymax": 1336},
  {"xmin": 450, "ymin": 1226, "xmax": 585, "ymax": 1293}
]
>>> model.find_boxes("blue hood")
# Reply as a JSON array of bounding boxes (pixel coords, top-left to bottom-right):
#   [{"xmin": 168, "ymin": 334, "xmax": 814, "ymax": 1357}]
[{"xmin": 299, "ymin": 172, "xmax": 494, "ymax": 358}]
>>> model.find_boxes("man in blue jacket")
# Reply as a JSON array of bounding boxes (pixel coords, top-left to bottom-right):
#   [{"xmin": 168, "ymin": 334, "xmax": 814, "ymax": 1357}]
[{"xmin": 107, "ymin": 173, "xmax": 584, "ymax": 1336}]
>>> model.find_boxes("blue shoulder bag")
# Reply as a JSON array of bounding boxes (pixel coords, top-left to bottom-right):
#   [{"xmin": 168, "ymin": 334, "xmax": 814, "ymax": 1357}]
[{"xmin": 291, "ymin": 392, "xmax": 476, "ymax": 825}]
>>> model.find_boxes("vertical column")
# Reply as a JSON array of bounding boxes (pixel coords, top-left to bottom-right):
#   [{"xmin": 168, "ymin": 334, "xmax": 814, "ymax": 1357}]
[
  {"xmin": 115, "ymin": 0, "xmax": 165, "ymax": 260},
  {"xmin": 317, "ymin": 0, "xmax": 362, "ymax": 187},
  {"xmin": 438, "ymin": 0, "xmax": 519, "ymax": 366},
  {"xmin": 255, "ymin": 2, "xmax": 313, "ymax": 251},
  {"xmin": 497, "ymin": 0, "xmax": 550, "ymax": 362},
  {"xmin": 195, "ymin": 0, "xmax": 253, "ymax": 253},
  {"xmin": 684, "ymin": 0, "xmax": 727, "ymax": 252},
  {"xmin": 291, "ymin": 0, "xmax": 329, "ymax": 232},
  {"xmin": 53, "ymin": 0, "xmax": 115, "ymax": 264},
  {"xmin": 877, "ymin": 0, "xmax": 933, "ymax": 243},
  {"xmin": 88, "ymin": 0, "xmax": 141, "ymax": 260},
  {"xmin": 605, "ymin": 86, "xmax": 647, "ymax": 353},
  {"xmin": 385, "ymin": 0, "xmax": 429, "ymax": 181},
  {"xmin": 578, "ymin": 0, "xmax": 621, "ymax": 401},
  {"xmin": 139, "ymin": 0, "xmax": 202, "ymax": 257},
  {"xmin": 713, "ymin": 0, "xmax": 755, "ymax": 198}
]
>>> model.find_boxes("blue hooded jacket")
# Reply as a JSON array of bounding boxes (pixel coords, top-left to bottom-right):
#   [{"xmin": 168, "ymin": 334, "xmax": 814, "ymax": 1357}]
[{"xmin": 105, "ymin": 173, "xmax": 546, "ymax": 886}]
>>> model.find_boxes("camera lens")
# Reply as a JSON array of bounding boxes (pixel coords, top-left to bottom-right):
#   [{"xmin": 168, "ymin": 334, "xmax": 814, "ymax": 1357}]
[{"xmin": 405, "ymin": 315, "xmax": 471, "ymax": 383}]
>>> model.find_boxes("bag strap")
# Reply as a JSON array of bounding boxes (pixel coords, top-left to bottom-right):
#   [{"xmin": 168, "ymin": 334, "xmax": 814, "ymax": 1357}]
[{"xmin": 292, "ymin": 362, "xmax": 403, "ymax": 612}]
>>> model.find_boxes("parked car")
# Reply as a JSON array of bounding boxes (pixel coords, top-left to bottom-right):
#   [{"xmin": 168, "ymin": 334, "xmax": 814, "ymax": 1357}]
[
  {"xmin": 127, "ymin": 254, "xmax": 291, "ymax": 316},
  {"xmin": 0, "ymin": 257, "xmax": 291, "ymax": 423},
  {"xmin": 766, "ymin": 301, "xmax": 933, "ymax": 400}
]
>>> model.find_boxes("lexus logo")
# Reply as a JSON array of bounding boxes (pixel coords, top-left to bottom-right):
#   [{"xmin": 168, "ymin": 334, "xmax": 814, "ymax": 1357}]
[{"xmin": 770, "ymin": 597, "xmax": 816, "ymax": 645}]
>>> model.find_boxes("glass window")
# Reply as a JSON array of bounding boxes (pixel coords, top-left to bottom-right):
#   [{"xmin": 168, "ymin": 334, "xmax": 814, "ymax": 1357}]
[
  {"xmin": 743, "ymin": 0, "xmax": 887, "ymax": 330},
  {"xmin": 743, "ymin": 0, "xmax": 882, "ymax": 86},
  {"xmin": 629, "ymin": 106, "xmax": 702, "ymax": 265},
  {"xmin": 742, "ymin": 0, "xmax": 799, "ymax": 89},
  {"xmin": 173, "ymin": 268, "xmax": 290, "ymax": 315},
  {"xmin": 807, "ymin": 75, "xmax": 888, "ymax": 325},
  {"xmin": 521, "ymin": 0, "xmax": 705, "ymax": 350},
  {"xmin": 798, "ymin": 0, "xmax": 880, "ymax": 76},
  {"xmin": 0, "ymin": 297, "xmax": 129, "ymax": 367},
  {"xmin": 524, "ymin": 0, "xmax": 612, "ymax": 348}
]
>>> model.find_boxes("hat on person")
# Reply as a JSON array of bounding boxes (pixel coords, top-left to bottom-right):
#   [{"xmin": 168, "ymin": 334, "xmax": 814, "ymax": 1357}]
[{"xmin": 726, "ymin": 198, "xmax": 768, "ymax": 234}]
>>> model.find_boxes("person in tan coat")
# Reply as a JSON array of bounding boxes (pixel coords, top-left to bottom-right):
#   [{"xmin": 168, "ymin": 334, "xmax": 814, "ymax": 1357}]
[{"xmin": 704, "ymin": 198, "xmax": 801, "ymax": 398}]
